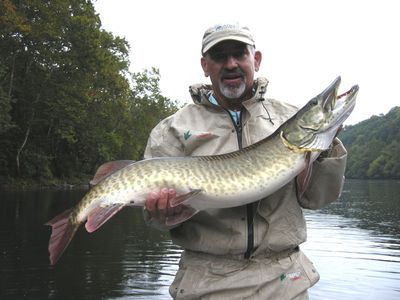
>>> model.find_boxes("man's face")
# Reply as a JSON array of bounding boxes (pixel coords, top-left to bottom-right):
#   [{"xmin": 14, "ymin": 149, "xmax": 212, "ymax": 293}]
[{"xmin": 201, "ymin": 40, "xmax": 262, "ymax": 108}]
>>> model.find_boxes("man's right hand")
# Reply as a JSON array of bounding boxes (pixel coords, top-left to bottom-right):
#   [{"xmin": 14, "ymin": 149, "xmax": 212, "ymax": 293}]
[{"xmin": 145, "ymin": 188, "xmax": 192, "ymax": 226}]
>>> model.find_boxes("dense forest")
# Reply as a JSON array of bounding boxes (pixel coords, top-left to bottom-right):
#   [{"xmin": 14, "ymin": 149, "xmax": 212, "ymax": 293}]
[
  {"xmin": 339, "ymin": 107, "xmax": 400, "ymax": 179},
  {"xmin": 1, "ymin": 1, "xmax": 398, "ymax": 187},
  {"xmin": 0, "ymin": 0, "xmax": 178, "ymax": 186}
]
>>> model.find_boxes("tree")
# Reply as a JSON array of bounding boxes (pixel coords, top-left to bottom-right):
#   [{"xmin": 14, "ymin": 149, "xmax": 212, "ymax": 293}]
[
  {"xmin": 0, "ymin": 0, "xmax": 179, "ymax": 184},
  {"xmin": 340, "ymin": 106, "xmax": 400, "ymax": 179},
  {"xmin": 127, "ymin": 68, "xmax": 178, "ymax": 160},
  {"xmin": 0, "ymin": 0, "xmax": 131, "ymax": 180}
]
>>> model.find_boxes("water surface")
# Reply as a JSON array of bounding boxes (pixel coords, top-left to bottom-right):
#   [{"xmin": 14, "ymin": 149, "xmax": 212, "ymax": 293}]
[{"xmin": 1, "ymin": 179, "xmax": 399, "ymax": 299}]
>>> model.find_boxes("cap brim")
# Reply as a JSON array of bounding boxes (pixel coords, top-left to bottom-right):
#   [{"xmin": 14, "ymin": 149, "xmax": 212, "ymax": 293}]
[{"xmin": 202, "ymin": 36, "xmax": 255, "ymax": 54}]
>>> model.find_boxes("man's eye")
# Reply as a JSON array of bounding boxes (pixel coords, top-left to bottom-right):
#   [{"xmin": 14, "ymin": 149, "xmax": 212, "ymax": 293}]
[
  {"xmin": 210, "ymin": 49, "xmax": 246, "ymax": 62},
  {"xmin": 232, "ymin": 50, "xmax": 246, "ymax": 59},
  {"xmin": 211, "ymin": 53, "xmax": 226, "ymax": 61}
]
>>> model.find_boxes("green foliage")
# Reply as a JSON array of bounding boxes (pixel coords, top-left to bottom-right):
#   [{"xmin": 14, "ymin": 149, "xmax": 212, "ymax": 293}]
[
  {"xmin": 339, "ymin": 107, "xmax": 400, "ymax": 179},
  {"xmin": 0, "ymin": 0, "xmax": 178, "ymax": 184},
  {"xmin": 128, "ymin": 68, "xmax": 178, "ymax": 159}
]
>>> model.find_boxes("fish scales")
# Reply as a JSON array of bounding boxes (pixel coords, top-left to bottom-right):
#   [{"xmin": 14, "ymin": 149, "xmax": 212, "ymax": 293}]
[
  {"xmin": 82, "ymin": 137, "xmax": 300, "ymax": 219},
  {"xmin": 76, "ymin": 139, "xmax": 302, "ymax": 221}
]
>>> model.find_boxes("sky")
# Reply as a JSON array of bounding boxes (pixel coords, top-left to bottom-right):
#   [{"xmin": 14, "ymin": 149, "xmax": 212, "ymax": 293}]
[{"xmin": 93, "ymin": 0, "xmax": 399, "ymax": 125}]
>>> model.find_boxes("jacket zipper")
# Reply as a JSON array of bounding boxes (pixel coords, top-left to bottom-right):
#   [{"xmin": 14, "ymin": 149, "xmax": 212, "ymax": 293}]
[{"xmin": 227, "ymin": 109, "xmax": 254, "ymax": 259}]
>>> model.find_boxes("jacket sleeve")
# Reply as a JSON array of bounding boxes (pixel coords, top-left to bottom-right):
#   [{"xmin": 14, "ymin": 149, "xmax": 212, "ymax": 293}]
[
  {"xmin": 298, "ymin": 138, "xmax": 347, "ymax": 209},
  {"xmin": 143, "ymin": 116, "xmax": 184, "ymax": 159}
]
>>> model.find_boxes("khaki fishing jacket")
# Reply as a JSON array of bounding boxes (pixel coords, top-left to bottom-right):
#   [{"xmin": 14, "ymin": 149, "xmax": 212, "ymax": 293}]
[{"xmin": 144, "ymin": 77, "xmax": 347, "ymax": 258}]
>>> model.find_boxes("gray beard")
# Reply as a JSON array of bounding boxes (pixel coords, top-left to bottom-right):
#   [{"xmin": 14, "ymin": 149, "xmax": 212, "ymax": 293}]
[{"xmin": 220, "ymin": 81, "xmax": 246, "ymax": 100}]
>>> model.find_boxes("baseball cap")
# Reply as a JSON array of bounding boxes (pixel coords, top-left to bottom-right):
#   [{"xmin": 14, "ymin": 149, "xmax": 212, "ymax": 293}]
[{"xmin": 201, "ymin": 23, "xmax": 255, "ymax": 55}]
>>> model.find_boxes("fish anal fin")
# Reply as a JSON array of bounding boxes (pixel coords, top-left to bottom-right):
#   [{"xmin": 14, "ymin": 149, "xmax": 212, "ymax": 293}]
[
  {"xmin": 165, "ymin": 206, "xmax": 199, "ymax": 226},
  {"xmin": 90, "ymin": 160, "xmax": 135, "ymax": 186},
  {"xmin": 296, "ymin": 152, "xmax": 313, "ymax": 199},
  {"xmin": 45, "ymin": 208, "xmax": 79, "ymax": 265},
  {"xmin": 170, "ymin": 189, "xmax": 202, "ymax": 207},
  {"xmin": 85, "ymin": 203, "xmax": 125, "ymax": 233}
]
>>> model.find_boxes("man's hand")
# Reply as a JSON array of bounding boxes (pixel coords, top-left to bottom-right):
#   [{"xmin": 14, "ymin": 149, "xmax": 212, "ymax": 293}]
[{"xmin": 145, "ymin": 188, "xmax": 194, "ymax": 226}]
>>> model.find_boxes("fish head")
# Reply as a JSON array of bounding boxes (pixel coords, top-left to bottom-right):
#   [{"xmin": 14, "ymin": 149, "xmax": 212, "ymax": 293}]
[{"xmin": 282, "ymin": 76, "xmax": 359, "ymax": 151}]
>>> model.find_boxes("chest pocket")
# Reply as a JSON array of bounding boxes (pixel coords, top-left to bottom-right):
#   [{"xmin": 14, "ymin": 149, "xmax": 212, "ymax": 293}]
[{"xmin": 179, "ymin": 128, "xmax": 238, "ymax": 156}]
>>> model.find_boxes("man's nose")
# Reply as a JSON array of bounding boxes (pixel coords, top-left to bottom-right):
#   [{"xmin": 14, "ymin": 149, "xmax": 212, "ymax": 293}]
[{"xmin": 224, "ymin": 55, "xmax": 239, "ymax": 69}]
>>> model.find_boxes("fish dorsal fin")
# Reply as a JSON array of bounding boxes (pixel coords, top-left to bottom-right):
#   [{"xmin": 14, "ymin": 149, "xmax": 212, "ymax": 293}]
[{"xmin": 90, "ymin": 160, "xmax": 135, "ymax": 186}]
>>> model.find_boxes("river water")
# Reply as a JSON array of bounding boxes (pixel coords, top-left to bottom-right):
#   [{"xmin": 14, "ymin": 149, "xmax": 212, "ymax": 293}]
[{"xmin": 1, "ymin": 179, "xmax": 399, "ymax": 299}]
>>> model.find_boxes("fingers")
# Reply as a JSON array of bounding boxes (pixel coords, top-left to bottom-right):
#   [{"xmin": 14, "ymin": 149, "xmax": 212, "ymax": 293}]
[
  {"xmin": 145, "ymin": 188, "xmax": 173, "ymax": 209},
  {"xmin": 157, "ymin": 188, "xmax": 170, "ymax": 221},
  {"xmin": 168, "ymin": 188, "xmax": 177, "ymax": 203},
  {"xmin": 145, "ymin": 188, "xmax": 179, "ymax": 224}
]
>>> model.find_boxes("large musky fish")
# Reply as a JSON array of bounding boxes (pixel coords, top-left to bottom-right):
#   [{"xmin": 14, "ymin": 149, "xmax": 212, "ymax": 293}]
[{"xmin": 46, "ymin": 76, "xmax": 358, "ymax": 265}]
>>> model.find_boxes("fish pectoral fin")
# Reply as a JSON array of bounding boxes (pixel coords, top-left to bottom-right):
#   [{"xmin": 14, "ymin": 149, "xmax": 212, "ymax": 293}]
[
  {"xmin": 166, "ymin": 189, "xmax": 202, "ymax": 225},
  {"xmin": 170, "ymin": 189, "xmax": 202, "ymax": 207},
  {"xmin": 85, "ymin": 203, "xmax": 125, "ymax": 233},
  {"xmin": 296, "ymin": 152, "xmax": 313, "ymax": 199},
  {"xmin": 90, "ymin": 160, "xmax": 135, "ymax": 186},
  {"xmin": 45, "ymin": 208, "xmax": 79, "ymax": 265},
  {"xmin": 165, "ymin": 206, "xmax": 199, "ymax": 226}
]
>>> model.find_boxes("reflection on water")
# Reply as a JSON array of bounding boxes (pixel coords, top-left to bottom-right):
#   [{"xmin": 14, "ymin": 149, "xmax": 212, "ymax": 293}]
[
  {"xmin": 1, "ymin": 179, "xmax": 400, "ymax": 299},
  {"xmin": 304, "ymin": 213, "xmax": 400, "ymax": 300},
  {"xmin": 0, "ymin": 189, "xmax": 180, "ymax": 299},
  {"xmin": 304, "ymin": 179, "xmax": 400, "ymax": 300}
]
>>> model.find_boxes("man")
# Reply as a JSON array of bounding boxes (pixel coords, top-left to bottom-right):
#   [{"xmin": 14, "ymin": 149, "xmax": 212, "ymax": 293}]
[{"xmin": 143, "ymin": 23, "xmax": 347, "ymax": 299}]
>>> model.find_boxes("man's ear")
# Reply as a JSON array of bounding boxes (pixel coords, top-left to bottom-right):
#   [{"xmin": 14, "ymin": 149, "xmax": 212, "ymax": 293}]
[
  {"xmin": 201, "ymin": 57, "xmax": 209, "ymax": 77},
  {"xmin": 254, "ymin": 51, "xmax": 262, "ymax": 72}
]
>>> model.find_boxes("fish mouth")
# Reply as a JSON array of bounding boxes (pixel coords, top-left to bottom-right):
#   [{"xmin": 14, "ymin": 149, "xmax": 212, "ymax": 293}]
[
  {"xmin": 332, "ymin": 84, "xmax": 359, "ymax": 123},
  {"xmin": 300, "ymin": 77, "xmax": 358, "ymax": 135},
  {"xmin": 288, "ymin": 77, "xmax": 358, "ymax": 150},
  {"xmin": 321, "ymin": 76, "xmax": 359, "ymax": 120},
  {"xmin": 337, "ymin": 86, "xmax": 357, "ymax": 100}
]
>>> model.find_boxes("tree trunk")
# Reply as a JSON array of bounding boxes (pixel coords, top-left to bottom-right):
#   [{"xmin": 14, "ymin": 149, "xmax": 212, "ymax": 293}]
[{"xmin": 16, "ymin": 108, "xmax": 35, "ymax": 175}]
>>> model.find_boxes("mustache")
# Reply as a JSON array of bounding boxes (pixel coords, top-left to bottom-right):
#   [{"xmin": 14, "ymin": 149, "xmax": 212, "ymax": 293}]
[{"xmin": 220, "ymin": 68, "xmax": 245, "ymax": 79}]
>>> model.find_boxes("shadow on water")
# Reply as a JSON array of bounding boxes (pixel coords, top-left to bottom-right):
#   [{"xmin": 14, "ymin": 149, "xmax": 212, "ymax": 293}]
[{"xmin": 1, "ymin": 179, "xmax": 400, "ymax": 299}]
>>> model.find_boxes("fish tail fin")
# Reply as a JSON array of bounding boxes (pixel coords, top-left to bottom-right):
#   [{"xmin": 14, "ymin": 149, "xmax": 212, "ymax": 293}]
[{"xmin": 45, "ymin": 208, "xmax": 80, "ymax": 265}]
